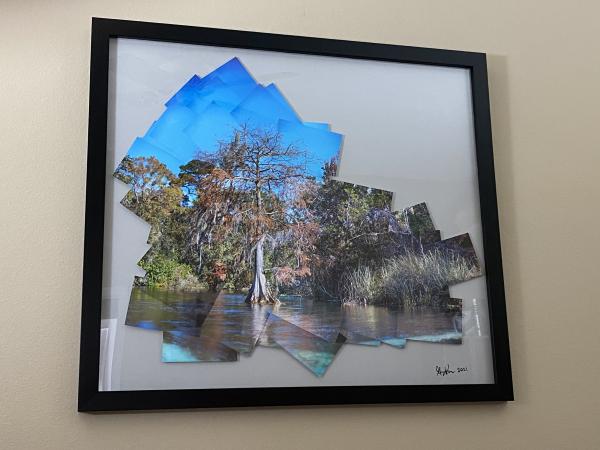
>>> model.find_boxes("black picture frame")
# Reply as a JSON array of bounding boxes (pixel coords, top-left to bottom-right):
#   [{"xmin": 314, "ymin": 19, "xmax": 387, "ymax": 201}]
[{"xmin": 79, "ymin": 17, "xmax": 513, "ymax": 412}]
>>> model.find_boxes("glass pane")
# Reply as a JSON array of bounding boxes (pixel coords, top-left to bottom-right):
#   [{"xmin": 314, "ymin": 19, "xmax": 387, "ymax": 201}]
[{"xmin": 100, "ymin": 37, "xmax": 494, "ymax": 391}]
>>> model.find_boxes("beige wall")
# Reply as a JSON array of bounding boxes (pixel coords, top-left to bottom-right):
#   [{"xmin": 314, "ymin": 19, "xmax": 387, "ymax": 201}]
[{"xmin": 2, "ymin": 0, "xmax": 599, "ymax": 448}]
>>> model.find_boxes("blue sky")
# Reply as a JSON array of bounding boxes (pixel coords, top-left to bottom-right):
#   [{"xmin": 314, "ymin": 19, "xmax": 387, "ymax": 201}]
[{"xmin": 125, "ymin": 57, "xmax": 342, "ymax": 179}]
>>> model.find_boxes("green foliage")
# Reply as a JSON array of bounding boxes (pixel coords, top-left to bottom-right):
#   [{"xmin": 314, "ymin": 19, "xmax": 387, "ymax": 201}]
[
  {"xmin": 309, "ymin": 179, "xmax": 396, "ymax": 299},
  {"xmin": 116, "ymin": 156, "xmax": 187, "ymax": 261},
  {"xmin": 115, "ymin": 156, "xmax": 183, "ymax": 225},
  {"xmin": 308, "ymin": 179, "xmax": 479, "ymax": 306},
  {"xmin": 405, "ymin": 203, "xmax": 435, "ymax": 238},
  {"xmin": 138, "ymin": 255, "xmax": 202, "ymax": 290},
  {"xmin": 199, "ymin": 228, "xmax": 251, "ymax": 291}
]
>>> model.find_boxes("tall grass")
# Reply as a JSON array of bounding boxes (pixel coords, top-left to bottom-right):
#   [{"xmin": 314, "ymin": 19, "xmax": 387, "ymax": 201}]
[
  {"xmin": 339, "ymin": 249, "xmax": 480, "ymax": 306},
  {"xmin": 338, "ymin": 266, "xmax": 379, "ymax": 305}
]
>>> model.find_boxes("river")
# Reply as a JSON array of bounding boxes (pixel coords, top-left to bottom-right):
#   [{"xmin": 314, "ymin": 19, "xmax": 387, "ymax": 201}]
[{"xmin": 125, "ymin": 287, "xmax": 461, "ymax": 376}]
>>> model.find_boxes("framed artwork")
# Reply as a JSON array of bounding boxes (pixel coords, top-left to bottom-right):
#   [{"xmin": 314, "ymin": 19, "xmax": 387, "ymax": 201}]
[{"xmin": 79, "ymin": 17, "xmax": 512, "ymax": 412}]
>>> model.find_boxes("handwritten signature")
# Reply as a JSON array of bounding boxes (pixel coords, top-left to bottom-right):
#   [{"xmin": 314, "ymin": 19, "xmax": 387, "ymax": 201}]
[{"xmin": 435, "ymin": 364, "xmax": 468, "ymax": 376}]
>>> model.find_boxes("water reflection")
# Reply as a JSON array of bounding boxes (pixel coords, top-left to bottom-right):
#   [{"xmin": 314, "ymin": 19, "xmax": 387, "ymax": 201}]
[
  {"xmin": 264, "ymin": 314, "xmax": 346, "ymax": 377},
  {"xmin": 125, "ymin": 288, "xmax": 218, "ymax": 332},
  {"xmin": 195, "ymin": 294, "xmax": 273, "ymax": 354},
  {"xmin": 341, "ymin": 301, "xmax": 462, "ymax": 343},
  {"xmin": 125, "ymin": 287, "xmax": 462, "ymax": 375}
]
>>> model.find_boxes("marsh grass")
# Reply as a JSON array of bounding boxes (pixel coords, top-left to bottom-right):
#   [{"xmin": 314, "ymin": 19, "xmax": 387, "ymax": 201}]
[
  {"xmin": 339, "ymin": 249, "xmax": 480, "ymax": 306},
  {"xmin": 339, "ymin": 266, "xmax": 379, "ymax": 305}
]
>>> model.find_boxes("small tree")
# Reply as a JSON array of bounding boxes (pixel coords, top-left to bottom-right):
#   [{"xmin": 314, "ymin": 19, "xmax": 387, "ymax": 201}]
[
  {"xmin": 114, "ymin": 156, "xmax": 182, "ymax": 223},
  {"xmin": 114, "ymin": 156, "xmax": 185, "ymax": 259}
]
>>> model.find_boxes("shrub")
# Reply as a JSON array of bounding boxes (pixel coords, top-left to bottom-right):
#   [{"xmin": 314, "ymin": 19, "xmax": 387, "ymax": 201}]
[{"xmin": 138, "ymin": 255, "xmax": 203, "ymax": 289}]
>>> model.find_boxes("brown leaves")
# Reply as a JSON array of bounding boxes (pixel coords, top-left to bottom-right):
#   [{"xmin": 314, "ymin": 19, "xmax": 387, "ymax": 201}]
[{"xmin": 274, "ymin": 265, "xmax": 311, "ymax": 285}]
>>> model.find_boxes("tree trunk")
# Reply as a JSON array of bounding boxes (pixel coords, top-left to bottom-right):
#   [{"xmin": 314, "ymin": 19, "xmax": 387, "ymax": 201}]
[
  {"xmin": 197, "ymin": 247, "xmax": 203, "ymax": 274},
  {"xmin": 245, "ymin": 235, "xmax": 278, "ymax": 304}
]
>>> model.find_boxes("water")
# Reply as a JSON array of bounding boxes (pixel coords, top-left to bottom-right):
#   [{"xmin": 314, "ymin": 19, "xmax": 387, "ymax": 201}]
[
  {"xmin": 124, "ymin": 287, "xmax": 219, "ymax": 332},
  {"xmin": 125, "ymin": 287, "xmax": 461, "ymax": 376}
]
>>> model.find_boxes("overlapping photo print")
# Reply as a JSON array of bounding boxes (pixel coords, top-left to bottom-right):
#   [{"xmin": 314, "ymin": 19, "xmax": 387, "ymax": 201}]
[{"xmin": 117, "ymin": 57, "xmax": 482, "ymax": 377}]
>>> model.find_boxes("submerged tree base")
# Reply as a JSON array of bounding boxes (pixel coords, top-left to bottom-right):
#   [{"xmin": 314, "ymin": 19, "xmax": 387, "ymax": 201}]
[
  {"xmin": 245, "ymin": 283, "xmax": 280, "ymax": 304},
  {"xmin": 245, "ymin": 294, "xmax": 281, "ymax": 305}
]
